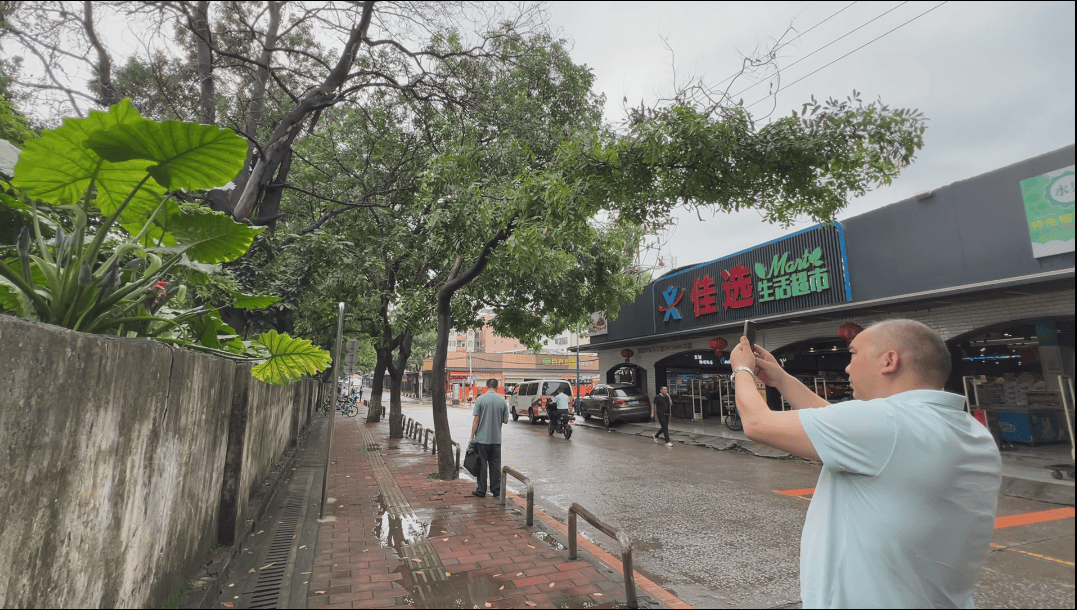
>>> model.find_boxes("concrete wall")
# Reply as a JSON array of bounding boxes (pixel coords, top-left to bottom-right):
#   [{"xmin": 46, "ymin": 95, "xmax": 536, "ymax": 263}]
[{"xmin": 0, "ymin": 315, "xmax": 319, "ymax": 608}]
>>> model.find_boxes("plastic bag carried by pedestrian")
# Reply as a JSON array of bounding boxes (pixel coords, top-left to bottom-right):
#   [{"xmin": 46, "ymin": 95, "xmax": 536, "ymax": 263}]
[{"xmin": 463, "ymin": 441, "xmax": 481, "ymax": 477}]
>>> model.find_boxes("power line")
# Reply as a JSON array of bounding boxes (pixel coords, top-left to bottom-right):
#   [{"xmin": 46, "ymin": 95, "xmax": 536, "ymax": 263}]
[
  {"xmin": 746, "ymin": 1, "xmax": 950, "ymax": 109},
  {"xmin": 730, "ymin": 1, "xmax": 908, "ymax": 101},
  {"xmin": 705, "ymin": 1, "xmax": 860, "ymax": 91}
]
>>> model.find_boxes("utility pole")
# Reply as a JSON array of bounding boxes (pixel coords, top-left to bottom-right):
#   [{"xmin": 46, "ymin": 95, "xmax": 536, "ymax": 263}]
[
  {"xmin": 467, "ymin": 329, "xmax": 475, "ymax": 400},
  {"xmin": 575, "ymin": 327, "xmax": 580, "ymax": 395}
]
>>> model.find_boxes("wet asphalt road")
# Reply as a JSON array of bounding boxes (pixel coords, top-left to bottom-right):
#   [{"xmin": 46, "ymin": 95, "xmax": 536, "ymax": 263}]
[{"xmin": 392, "ymin": 398, "xmax": 1075, "ymax": 609}]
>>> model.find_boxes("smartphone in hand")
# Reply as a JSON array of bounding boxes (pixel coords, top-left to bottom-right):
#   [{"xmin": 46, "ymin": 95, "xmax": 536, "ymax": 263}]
[{"xmin": 743, "ymin": 320, "xmax": 757, "ymax": 347}]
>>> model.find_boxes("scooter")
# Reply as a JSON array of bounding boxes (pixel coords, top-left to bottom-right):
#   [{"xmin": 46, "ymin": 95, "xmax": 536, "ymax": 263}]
[{"xmin": 546, "ymin": 399, "xmax": 574, "ymax": 439}]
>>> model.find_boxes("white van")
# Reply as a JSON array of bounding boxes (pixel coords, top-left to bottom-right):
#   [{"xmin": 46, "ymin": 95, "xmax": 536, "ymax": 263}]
[{"xmin": 509, "ymin": 379, "xmax": 573, "ymax": 424}]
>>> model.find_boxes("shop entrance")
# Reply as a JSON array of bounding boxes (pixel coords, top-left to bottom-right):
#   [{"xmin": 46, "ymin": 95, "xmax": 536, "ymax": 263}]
[
  {"xmin": 654, "ymin": 350, "xmax": 730, "ymax": 420},
  {"xmin": 606, "ymin": 364, "xmax": 648, "ymax": 395},
  {"xmin": 772, "ymin": 337, "xmax": 854, "ymax": 407},
  {"xmin": 950, "ymin": 318, "xmax": 1075, "ymax": 447}
]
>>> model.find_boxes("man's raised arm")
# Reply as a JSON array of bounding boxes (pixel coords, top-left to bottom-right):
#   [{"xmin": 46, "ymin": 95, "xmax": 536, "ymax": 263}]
[{"xmin": 752, "ymin": 346, "xmax": 830, "ymax": 410}]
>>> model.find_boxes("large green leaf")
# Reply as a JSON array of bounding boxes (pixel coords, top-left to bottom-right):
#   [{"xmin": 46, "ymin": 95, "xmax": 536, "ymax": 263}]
[
  {"xmin": 85, "ymin": 119, "xmax": 247, "ymax": 191},
  {"xmin": 187, "ymin": 310, "xmax": 237, "ymax": 349},
  {"xmin": 162, "ymin": 207, "xmax": 264, "ymax": 263},
  {"xmin": 0, "ymin": 280, "xmax": 28, "ymax": 316},
  {"xmin": 232, "ymin": 294, "xmax": 281, "ymax": 309},
  {"xmin": 12, "ymin": 100, "xmax": 166, "ymax": 224},
  {"xmin": 230, "ymin": 289, "xmax": 280, "ymax": 310},
  {"xmin": 251, "ymin": 330, "xmax": 332, "ymax": 385}
]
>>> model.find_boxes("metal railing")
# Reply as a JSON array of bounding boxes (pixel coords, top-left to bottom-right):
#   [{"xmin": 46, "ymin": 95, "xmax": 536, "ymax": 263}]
[
  {"xmin": 423, "ymin": 428, "xmax": 432, "ymax": 451},
  {"xmin": 499, "ymin": 466, "xmax": 534, "ymax": 526},
  {"xmin": 568, "ymin": 503, "xmax": 637, "ymax": 608}
]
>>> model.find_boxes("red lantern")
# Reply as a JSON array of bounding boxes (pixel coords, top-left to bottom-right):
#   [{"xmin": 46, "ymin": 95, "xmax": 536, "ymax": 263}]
[
  {"xmin": 709, "ymin": 337, "xmax": 728, "ymax": 352},
  {"xmin": 838, "ymin": 323, "xmax": 863, "ymax": 344},
  {"xmin": 620, "ymin": 348, "xmax": 634, "ymax": 362}
]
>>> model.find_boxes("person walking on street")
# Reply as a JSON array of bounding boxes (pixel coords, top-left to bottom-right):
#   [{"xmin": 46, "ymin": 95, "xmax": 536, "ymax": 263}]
[
  {"xmin": 470, "ymin": 378, "xmax": 509, "ymax": 498},
  {"xmin": 652, "ymin": 386, "xmax": 672, "ymax": 446},
  {"xmin": 729, "ymin": 319, "xmax": 1001, "ymax": 608}
]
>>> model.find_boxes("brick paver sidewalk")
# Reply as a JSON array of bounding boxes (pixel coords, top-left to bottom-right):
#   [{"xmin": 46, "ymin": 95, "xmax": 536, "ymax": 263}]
[{"xmin": 307, "ymin": 416, "xmax": 646, "ymax": 609}]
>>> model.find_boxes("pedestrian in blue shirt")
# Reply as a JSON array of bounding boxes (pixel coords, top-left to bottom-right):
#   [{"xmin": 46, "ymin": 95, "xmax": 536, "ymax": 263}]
[
  {"xmin": 729, "ymin": 319, "xmax": 1001, "ymax": 608},
  {"xmin": 470, "ymin": 378, "xmax": 509, "ymax": 498}
]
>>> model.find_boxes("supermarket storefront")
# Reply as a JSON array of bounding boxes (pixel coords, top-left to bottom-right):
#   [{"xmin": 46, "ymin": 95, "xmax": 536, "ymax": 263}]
[{"xmin": 590, "ymin": 146, "xmax": 1075, "ymax": 431}]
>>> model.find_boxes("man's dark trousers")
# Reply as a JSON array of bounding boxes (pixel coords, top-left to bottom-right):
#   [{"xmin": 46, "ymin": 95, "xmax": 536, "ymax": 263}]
[
  {"xmin": 655, "ymin": 413, "xmax": 670, "ymax": 443},
  {"xmin": 475, "ymin": 442, "xmax": 501, "ymax": 496}
]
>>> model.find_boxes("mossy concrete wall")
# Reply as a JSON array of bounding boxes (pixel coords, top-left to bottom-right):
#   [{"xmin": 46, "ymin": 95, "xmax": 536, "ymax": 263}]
[{"xmin": 0, "ymin": 315, "xmax": 319, "ymax": 608}]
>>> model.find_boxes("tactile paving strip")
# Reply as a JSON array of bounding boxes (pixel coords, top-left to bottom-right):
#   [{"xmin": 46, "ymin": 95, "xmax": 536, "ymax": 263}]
[{"xmin": 359, "ymin": 426, "xmax": 452, "ymax": 605}]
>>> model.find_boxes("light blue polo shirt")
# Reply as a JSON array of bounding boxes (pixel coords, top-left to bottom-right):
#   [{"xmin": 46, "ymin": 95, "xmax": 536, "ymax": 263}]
[
  {"xmin": 472, "ymin": 390, "xmax": 508, "ymax": 445},
  {"xmin": 798, "ymin": 390, "xmax": 1001, "ymax": 609}
]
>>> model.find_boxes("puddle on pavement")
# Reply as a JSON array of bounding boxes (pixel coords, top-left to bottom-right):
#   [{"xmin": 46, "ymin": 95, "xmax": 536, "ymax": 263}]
[
  {"xmin": 370, "ymin": 494, "xmax": 584, "ymax": 608},
  {"xmin": 533, "ymin": 530, "xmax": 567, "ymax": 551},
  {"xmin": 372, "ymin": 494, "xmax": 432, "ymax": 547},
  {"xmin": 398, "ymin": 570, "xmax": 503, "ymax": 609}
]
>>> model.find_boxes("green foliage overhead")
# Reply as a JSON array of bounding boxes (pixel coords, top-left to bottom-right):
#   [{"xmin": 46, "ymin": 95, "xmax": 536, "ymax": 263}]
[{"xmin": 0, "ymin": 99, "xmax": 330, "ymax": 386}]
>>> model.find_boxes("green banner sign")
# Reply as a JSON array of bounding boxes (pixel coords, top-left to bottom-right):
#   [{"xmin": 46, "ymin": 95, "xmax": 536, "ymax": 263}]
[{"xmin": 1019, "ymin": 165, "xmax": 1075, "ymax": 258}]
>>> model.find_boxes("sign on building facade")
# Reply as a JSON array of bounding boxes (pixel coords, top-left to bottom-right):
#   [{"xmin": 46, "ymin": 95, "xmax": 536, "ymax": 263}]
[
  {"xmin": 650, "ymin": 223, "xmax": 851, "ymax": 332},
  {"xmin": 1020, "ymin": 165, "xmax": 1075, "ymax": 259}
]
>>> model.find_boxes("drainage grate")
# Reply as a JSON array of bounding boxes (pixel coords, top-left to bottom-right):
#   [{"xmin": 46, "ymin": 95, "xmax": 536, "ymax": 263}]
[{"xmin": 240, "ymin": 472, "xmax": 313, "ymax": 609}]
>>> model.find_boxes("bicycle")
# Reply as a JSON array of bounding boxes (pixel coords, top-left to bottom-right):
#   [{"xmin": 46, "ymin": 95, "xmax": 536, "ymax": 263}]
[
  {"xmin": 724, "ymin": 401, "xmax": 742, "ymax": 431},
  {"xmin": 323, "ymin": 394, "xmax": 359, "ymax": 417}
]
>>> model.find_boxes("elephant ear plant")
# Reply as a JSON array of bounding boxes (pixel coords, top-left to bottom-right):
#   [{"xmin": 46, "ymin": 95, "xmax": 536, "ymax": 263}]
[{"xmin": 0, "ymin": 99, "xmax": 330, "ymax": 385}]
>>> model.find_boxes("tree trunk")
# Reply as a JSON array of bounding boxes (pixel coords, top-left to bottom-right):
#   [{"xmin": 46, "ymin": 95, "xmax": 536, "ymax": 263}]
[
  {"xmin": 83, "ymin": 1, "xmax": 119, "ymax": 108},
  {"xmin": 431, "ymin": 289, "xmax": 455, "ymax": 479},
  {"xmin": 366, "ymin": 352, "xmax": 386, "ymax": 423},
  {"xmin": 430, "ymin": 227, "xmax": 514, "ymax": 479},
  {"xmin": 192, "ymin": 0, "xmax": 215, "ymax": 125},
  {"xmin": 386, "ymin": 331, "xmax": 413, "ymax": 439},
  {"xmin": 228, "ymin": 0, "xmax": 281, "ymax": 215},
  {"xmin": 231, "ymin": 1, "xmax": 374, "ymax": 220},
  {"xmin": 257, "ymin": 146, "xmax": 292, "ymax": 231}
]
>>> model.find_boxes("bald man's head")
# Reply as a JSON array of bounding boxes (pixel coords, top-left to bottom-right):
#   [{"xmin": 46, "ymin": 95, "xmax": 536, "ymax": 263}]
[{"xmin": 866, "ymin": 319, "xmax": 951, "ymax": 388}]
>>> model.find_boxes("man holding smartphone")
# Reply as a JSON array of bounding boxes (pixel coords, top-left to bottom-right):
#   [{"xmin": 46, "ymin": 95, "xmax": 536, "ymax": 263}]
[{"xmin": 729, "ymin": 319, "xmax": 1000, "ymax": 608}]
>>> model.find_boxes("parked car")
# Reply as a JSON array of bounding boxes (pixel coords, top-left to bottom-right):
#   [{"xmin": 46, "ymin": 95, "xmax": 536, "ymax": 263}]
[
  {"xmin": 509, "ymin": 379, "xmax": 573, "ymax": 424},
  {"xmin": 578, "ymin": 383, "xmax": 651, "ymax": 428}
]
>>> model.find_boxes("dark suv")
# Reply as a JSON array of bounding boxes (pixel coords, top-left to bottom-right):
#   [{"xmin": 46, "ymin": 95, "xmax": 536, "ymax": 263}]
[{"xmin": 578, "ymin": 383, "xmax": 651, "ymax": 427}]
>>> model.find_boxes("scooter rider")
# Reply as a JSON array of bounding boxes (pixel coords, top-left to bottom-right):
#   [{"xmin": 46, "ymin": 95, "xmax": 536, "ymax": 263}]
[{"xmin": 549, "ymin": 387, "xmax": 571, "ymax": 429}]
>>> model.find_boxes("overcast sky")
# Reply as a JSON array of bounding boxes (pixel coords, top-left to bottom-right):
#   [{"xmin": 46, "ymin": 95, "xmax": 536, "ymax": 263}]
[{"xmin": 546, "ymin": 1, "xmax": 1076, "ymax": 272}]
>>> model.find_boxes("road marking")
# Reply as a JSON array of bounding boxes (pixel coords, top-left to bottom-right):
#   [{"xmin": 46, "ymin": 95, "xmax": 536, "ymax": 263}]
[
  {"xmin": 505, "ymin": 490, "xmax": 695, "ymax": 610},
  {"xmin": 989, "ymin": 542, "xmax": 1076, "ymax": 567},
  {"xmin": 994, "ymin": 507, "xmax": 1075, "ymax": 529},
  {"xmin": 775, "ymin": 493, "xmax": 1076, "ymax": 532},
  {"xmin": 775, "ymin": 487, "xmax": 815, "ymax": 499}
]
